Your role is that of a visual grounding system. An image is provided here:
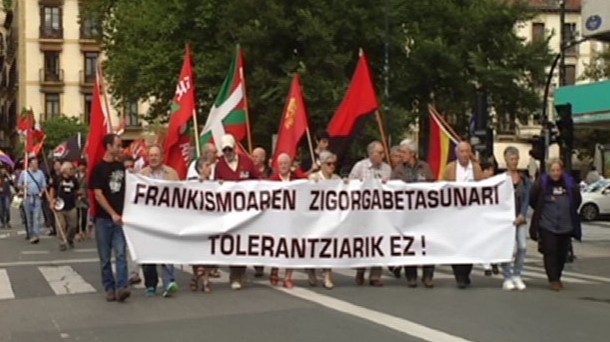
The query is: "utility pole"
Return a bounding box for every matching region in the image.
[559,0,567,88]
[383,0,390,144]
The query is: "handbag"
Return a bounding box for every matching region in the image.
[11,195,23,209]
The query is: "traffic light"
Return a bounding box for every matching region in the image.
[530,135,545,161]
[555,103,574,148]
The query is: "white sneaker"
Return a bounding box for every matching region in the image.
[230,281,242,290]
[502,279,516,291]
[512,276,526,290]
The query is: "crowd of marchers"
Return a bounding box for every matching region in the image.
[0,130,582,303]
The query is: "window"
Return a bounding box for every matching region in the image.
[40,6,63,38]
[565,64,576,85]
[84,94,93,124]
[43,51,61,82]
[83,52,98,83]
[563,23,577,55]
[126,100,139,126]
[80,16,101,39]
[532,23,545,43]
[45,93,60,119]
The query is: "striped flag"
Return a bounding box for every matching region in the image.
[427,105,461,179]
[199,46,249,155]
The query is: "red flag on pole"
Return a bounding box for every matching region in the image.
[272,74,309,169]
[86,66,113,216]
[164,45,196,179]
[327,52,379,136]
[18,109,35,135]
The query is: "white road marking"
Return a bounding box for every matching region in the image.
[0,258,99,267]
[73,248,97,253]
[275,285,473,342]
[523,265,610,283]
[21,251,50,255]
[38,266,96,295]
[0,233,10,239]
[0,269,16,300]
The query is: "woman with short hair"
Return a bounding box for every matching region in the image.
[500,147,531,291]
[529,159,582,291]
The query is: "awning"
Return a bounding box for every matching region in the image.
[555,81,610,126]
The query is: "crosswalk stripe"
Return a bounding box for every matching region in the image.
[38,266,96,295]
[0,269,15,300]
[522,265,610,283]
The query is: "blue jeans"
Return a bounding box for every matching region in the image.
[0,196,10,224]
[143,264,175,289]
[95,217,129,292]
[502,224,527,279]
[24,196,42,238]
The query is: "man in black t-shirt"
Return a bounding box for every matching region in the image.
[51,161,79,250]
[91,133,130,303]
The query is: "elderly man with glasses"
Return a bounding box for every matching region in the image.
[214,134,262,290]
[349,141,392,287]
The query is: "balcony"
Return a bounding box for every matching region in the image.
[39,25,63,40]
[80,25,102,41]
[79,70,95,92]
[39,68,64,92]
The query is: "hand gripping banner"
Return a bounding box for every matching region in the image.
[123,173,516,267]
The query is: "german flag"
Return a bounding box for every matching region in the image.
[427,105,462,179]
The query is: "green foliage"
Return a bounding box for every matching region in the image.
[2,0,12,11]
[40,116,89,152]
[84,0,551,155]
[581,49,610,82]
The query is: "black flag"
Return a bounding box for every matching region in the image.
[50,133,83,162]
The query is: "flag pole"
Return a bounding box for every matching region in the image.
[305,127,316,167]
[187,44,202,158]
[238,47,253,154]
[97,63,114,132]
[375,109,391,163]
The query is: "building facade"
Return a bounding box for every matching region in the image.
[0,4,17,151]
[11,0,144,144]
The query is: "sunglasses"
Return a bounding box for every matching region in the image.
[324,162,336,166]
[222,147,234,153]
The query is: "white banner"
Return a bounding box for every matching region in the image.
[123,173,516,267]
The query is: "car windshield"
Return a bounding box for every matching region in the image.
[584,180,610,193]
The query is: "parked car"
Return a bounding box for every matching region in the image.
[579,179,610,221]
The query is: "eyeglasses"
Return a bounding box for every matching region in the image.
[324,162,336,166]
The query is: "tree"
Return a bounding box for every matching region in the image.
[581,49,610,82]
[41,116,89,152]
[84,0,551,158]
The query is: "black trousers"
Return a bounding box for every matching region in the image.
[142,264,160,289]
[539,229,571,282]
[77,207,88,233]
[404,266,435,281]
[451,264,473,284]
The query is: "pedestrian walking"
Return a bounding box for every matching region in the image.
[441,141,483,289]
[529,159,582,291]
[139,144,180,298]
[349,141,392,287]
[50,161,80,251]
[18,157,47,244]
[91,133,130,302]
[500,147,531,291]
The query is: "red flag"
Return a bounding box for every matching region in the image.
[23,110,46,155]
[164,45,196,179]
[272,74,309,169]
[25,129,46,155]
[327,52,379,137]
[18,109,35,135]
[86,66,112,216]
